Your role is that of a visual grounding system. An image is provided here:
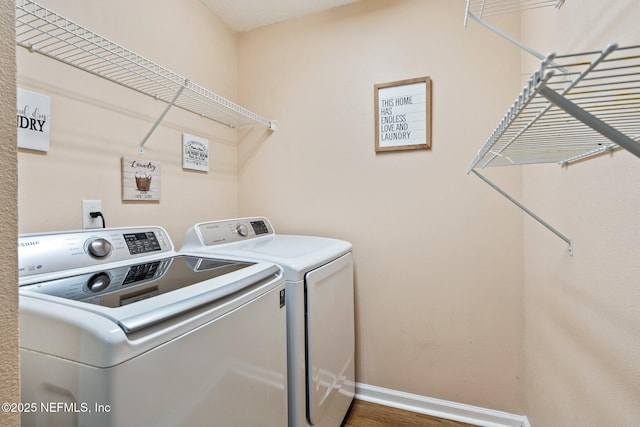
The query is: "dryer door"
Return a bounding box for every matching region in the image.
[305,252,355,426]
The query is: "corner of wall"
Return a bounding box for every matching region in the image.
[0,1,21,427]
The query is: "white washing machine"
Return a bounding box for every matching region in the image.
[182,217,355,427]
[18,226,288,427]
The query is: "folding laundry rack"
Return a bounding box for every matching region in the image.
[15,0,276,153]
[464,0,640,255]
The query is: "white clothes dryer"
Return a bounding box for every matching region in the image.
[19,226,288,427]
[182,217,355,427]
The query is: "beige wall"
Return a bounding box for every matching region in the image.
[237,0,526,413]
[0,1,19,425]
[520,1,640,426]
[17,0,242,245]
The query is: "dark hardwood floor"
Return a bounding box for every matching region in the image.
[341,400,478,427]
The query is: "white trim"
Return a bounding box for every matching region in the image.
[355,383,530,427]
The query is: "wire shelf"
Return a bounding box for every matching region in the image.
[465,0,565,24]
[464,0,566,61]
[467,43,640,172]
[15,0,275,132]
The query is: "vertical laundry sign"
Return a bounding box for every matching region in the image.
[374,76,432,152]
[17,88,51,152]
[121,157,161,201]
[182,133,209,172]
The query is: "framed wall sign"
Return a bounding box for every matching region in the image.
[121,157,161,201]
[374,76,432,152]
[17,88,51,152]
[182,132,209,172]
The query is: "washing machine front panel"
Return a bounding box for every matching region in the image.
[305,253,355,426]
[21,280,288,427]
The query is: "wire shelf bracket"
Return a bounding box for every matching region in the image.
[139,83,187,153]
[472,170,573,255]
[15,0,277,153]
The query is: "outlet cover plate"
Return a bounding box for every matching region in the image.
[82,200,102,229]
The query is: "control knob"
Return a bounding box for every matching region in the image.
[236,224,249,237]
[86,238,112,258]
[87,272,110,292]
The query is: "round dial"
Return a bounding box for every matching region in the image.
[87,272,110,292]
[86,238,112,258]
[236,224,249,237]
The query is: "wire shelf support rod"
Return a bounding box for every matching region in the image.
[472,170,573,255]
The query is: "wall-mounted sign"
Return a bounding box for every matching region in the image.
[182,133,209,172]
[121,157,161,201]
[374,76,432,152]
[17,88,51,152]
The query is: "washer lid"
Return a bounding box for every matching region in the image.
[182,218,352,280]
[22,255,252,305]
[21,255,278,333]
[20,258,283,367]
[234,235,351,277]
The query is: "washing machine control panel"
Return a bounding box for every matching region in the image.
[188,217,274,247]
[18,226,173,279]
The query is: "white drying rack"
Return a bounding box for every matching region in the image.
[15,0,276,153]
[464,1,640,255]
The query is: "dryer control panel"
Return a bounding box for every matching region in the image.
[18,226,173,280]
[185,217,274,247]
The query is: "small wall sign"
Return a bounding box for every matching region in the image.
[374,76,432,152]
[121,157,161,201]
[182,133,209,172]
[17,88,51,152]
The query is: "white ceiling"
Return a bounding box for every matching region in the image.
[199,0,359,32]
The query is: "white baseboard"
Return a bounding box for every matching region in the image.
[355,383,531,427]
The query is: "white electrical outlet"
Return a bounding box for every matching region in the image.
[82,200,103,229]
